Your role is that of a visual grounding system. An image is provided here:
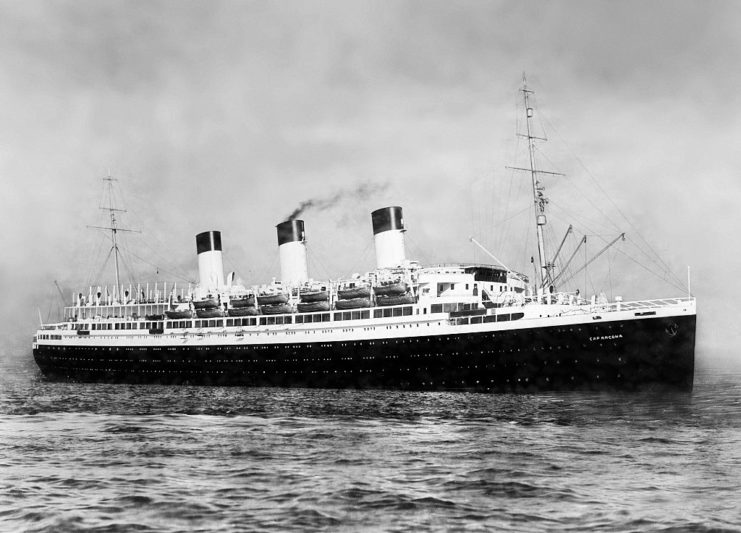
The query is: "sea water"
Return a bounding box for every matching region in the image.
[1,337,740,532]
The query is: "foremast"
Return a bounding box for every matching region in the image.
[87,174,139,302]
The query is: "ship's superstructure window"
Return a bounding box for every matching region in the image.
[372,306,413,318]
[258,316,294,326]
[333,310,371,321]
[431,302,477,314]
[464,266,507,284]
[295,313,329,324]
[453,311,524,326]
[223,318,257,327]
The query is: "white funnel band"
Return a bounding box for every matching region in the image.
[279,241,308,285]
[374,230,406,269]
[198,251,224,290]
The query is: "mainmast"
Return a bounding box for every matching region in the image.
[506,76,564,289]
[522,78,549,289]
[507,74,565,290]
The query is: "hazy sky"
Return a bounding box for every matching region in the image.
[1,1,739,366]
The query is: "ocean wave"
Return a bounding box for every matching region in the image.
[1,361,740,532]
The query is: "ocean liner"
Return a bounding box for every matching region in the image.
[32,81,696,392]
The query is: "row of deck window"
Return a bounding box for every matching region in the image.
[451,312,525,325]
[68,305,417,332]
[430,302,478,314]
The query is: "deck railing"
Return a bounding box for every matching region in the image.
[561,296,695,316]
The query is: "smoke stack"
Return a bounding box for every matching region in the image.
[276,219,308,285]
[196,231,224,292]
[371,206,406,269]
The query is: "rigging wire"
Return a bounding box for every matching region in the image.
[538,113,684,288]
[91,246,115,288]
[547,189,683,289]
[123,247,195,283]
[305,244,335,281]
[505,86,685,294]
[112,178,195,281]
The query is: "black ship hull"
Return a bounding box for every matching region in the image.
[33,314,695,392]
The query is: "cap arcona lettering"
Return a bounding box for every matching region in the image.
[588,334,624,341]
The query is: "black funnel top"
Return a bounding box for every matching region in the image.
[371,206,404,235]
[277,220,305,246]
[196,231,222,254]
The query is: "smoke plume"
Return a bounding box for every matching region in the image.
[284,182,389,221]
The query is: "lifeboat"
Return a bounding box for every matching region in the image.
[297,301,330,313]
[337,286,371,299]
[230,295,255,308]
[257,293,289,305]
[228,306,258,317]
[165,309,193,319]
[193,298,218,309]
[260,303,292,315]
[376,293,415,306]
[373,281,408,296]
[335,297,371,310]
[196,308,225,318]
[299,290,329,303]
